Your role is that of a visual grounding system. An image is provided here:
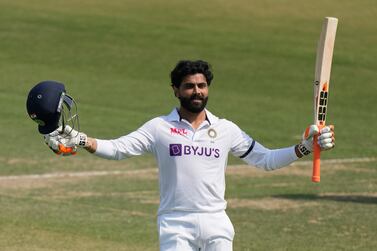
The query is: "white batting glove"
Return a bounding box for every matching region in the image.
[44,126,88,156]
[297,125,335,156]
[317,125,335,150]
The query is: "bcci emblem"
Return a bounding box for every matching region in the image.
[207,128,217,143]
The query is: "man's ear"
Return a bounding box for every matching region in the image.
[172,85,179,97]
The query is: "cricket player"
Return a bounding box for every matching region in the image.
[43,60,335,251]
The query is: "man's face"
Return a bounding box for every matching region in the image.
[174,73,209,113]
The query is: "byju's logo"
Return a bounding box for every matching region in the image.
[169,144,182,156]
[169,144,220,158]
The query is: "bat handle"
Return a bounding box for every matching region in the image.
[312,135,321,183]
[312,124,324,182]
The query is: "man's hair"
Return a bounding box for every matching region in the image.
[170,60,214,88]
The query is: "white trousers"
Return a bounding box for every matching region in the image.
[157,211,235,251]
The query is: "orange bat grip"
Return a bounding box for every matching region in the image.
[312,124,324,182]
[312,135,321,183]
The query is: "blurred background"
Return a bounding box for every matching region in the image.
[0,0,376,250]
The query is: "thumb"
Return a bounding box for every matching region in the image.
[63,125,73,134]
[63,125,78,137]
[303,125,319,140]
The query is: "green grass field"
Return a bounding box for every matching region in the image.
[0,0,376,250]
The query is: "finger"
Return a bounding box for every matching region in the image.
[57,137,76,148]
[47,131,59,137]
[319,138,333,145]
[49,126,64,136]
[304,125,319,139]
[48,138,60,150]
[57,137,67,145]
[320,125,334,134]
[318,132,333,140]
[320,142,335,150]
[63,125,73,134]
[48,145,61,155]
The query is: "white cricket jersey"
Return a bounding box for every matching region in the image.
[94,108,298,215]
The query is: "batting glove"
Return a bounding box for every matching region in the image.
[44,126,88,156]
[317,125,335,150]
[297,125,335,156]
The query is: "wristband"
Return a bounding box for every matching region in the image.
[297,143,311,156]
[78,133,88,147]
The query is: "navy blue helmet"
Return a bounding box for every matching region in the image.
[26,80,78,134]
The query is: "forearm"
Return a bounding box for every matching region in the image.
[262,146,299,171]
[77,136,118,159]
[242,142,299,171]
[89,139,122,160]
[87,134,152,160]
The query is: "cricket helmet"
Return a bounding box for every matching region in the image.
[26,80,79,134]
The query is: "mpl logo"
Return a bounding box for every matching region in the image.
[169,144,220,158]
[170,128,188,136]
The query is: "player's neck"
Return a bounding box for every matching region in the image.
[178,107,206,130]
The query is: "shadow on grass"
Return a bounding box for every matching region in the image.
[273,194,377,205]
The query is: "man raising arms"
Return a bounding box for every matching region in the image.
[44,60,335,251]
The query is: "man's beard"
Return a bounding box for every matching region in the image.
[179,94,208,113]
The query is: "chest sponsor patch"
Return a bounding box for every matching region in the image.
[170,128,188,136]
[169,144,220,158]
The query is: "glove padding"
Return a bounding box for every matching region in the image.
[44,126,88,156]
[298,125,335,156]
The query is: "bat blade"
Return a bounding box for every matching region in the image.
[312,17,338,183]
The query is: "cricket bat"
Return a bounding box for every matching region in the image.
[312,17,338,183]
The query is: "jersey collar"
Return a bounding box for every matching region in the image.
[167,108,219,125]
